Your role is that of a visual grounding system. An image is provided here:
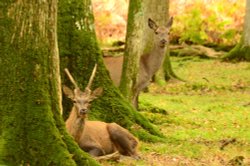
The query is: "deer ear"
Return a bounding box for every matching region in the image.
[166,16,173,28]
[62,85,74,100]
[148,18,158,31]
[90,87,103,100]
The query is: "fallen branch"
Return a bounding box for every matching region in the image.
[170,44,225,58]
[95,151,121,161]
[102,46,125,57]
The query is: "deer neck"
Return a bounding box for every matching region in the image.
[150,43,166,59]
[66,107,85,141]
[140,43,167,76]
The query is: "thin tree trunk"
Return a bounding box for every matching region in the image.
[119,0,144,101]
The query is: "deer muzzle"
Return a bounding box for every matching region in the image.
[79,108,88,115]
[160,39,167,45]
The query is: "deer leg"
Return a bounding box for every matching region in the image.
[133,80,150,109]
[83,146,105,157]
[132,92,139,109]
[89,148,105,156]
[107,123,139,159]
[132,84,142,109]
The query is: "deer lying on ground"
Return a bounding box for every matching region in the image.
[132,17,173,108]
[63,65,139,159]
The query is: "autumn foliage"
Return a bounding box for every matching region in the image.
[92,0,245,46]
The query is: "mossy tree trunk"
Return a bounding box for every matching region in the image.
[223,0,250,61]
[0,0,98,165]
[119,0,144,102]
[58,0,164,142]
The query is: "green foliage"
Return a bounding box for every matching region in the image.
[171,0,244,46]
[93,0,245,47]
[179,9,208,44]
[93,0,245,45]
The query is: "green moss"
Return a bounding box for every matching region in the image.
[223,41,250,61]
[126,0,142,39]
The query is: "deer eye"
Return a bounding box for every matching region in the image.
[73,100,77,104]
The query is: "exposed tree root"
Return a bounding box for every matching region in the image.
[170,44,225,59]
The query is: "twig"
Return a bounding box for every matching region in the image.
[95,151,120,161]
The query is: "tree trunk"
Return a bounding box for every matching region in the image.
[119,0,144,102]
[0,1,98,165]
[58,0,164,142]
[223,0,250,61]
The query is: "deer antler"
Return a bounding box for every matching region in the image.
[85,64,97,93]
[64,68,79,89]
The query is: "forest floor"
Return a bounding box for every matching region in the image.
[101,56,250,166]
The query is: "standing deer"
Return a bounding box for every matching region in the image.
[132,17,173,108]
[63,65,139,158]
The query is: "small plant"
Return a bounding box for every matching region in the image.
[179,9,208,44]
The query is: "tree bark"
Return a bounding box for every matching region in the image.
[119,0,144,102]
[58,0,164,143]
[0,0,98,165]
[223,0,250,61]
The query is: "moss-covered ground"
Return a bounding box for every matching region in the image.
[101,56,250,165]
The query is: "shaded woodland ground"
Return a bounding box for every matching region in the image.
[101,55,250,166]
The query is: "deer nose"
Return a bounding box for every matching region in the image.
[160,39,167,45]
[79,109,88,115]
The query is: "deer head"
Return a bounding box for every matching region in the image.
[148,17,173,48]
[63,64,103,118]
